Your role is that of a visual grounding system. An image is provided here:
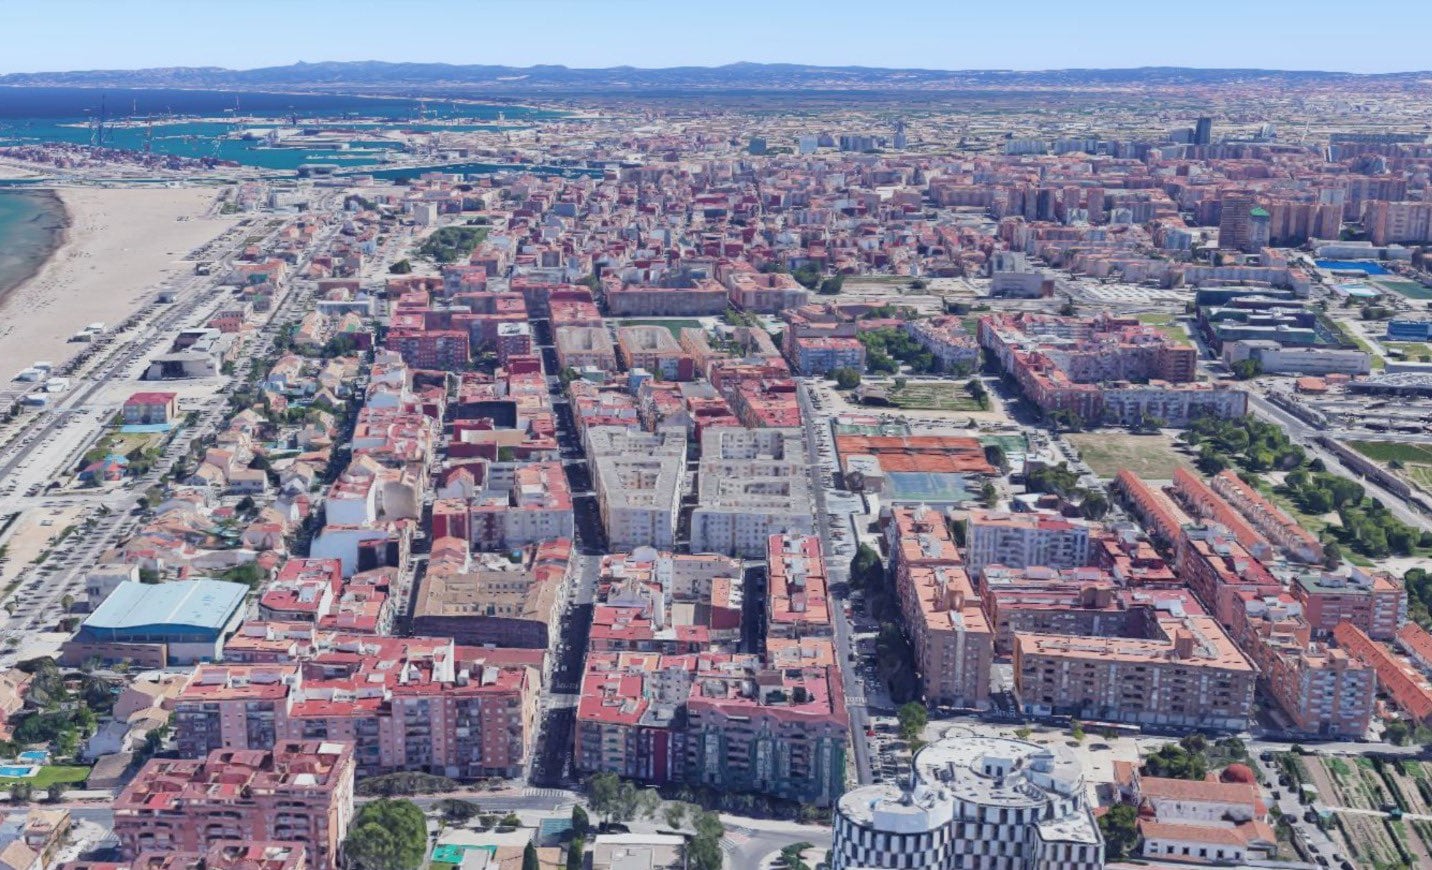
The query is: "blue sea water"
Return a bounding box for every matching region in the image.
[0,188,66,305]
[0,86,564,171]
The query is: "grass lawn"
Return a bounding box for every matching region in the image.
[1385,342,1432,360]
[1379,279,1432,300]
[1408,465,1432,493]
[1263,486,1331,537]
[887,382,984,412]
[1065,432,1193,480]
[617,319,703,338]
[0,765,90,789]
[1135,312,1176,326]
[1347,441,1432,465]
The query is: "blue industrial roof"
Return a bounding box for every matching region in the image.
[82,580,247,634]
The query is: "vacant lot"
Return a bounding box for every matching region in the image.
[1066,432,1193,479]
[888,381,984,412]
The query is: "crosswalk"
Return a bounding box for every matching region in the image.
[521,787,574,801]
[719,830,750,853]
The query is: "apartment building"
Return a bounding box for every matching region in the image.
[724,270,809,313]
[1365,200,1432,246]
[964,508,1094,580]
[883,505,992,708]
[1170,468,1276,563]
[766,534,832,641]
[1178,523,1281,628]
[691,427,814,557]
[1238,601,1375,738]
[1336,622,1432,724]
[615,326,697,380]
[113,742,355,870]
[588,426,687,551]
[555,325,619,372]
[903,317,980,373]
[466,461,574,550]
[173,636,541,779]
[1291,568,1405,641]
[604,276,728,317]
[411,537,568,649]
[574,649,848,806]
[1209,469,1324,564]
[589,551,744,654]
[1015,612,1257,731]
[684,654,848,806]
[385,328,470,370]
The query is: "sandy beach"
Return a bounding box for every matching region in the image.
[0,185,240,369]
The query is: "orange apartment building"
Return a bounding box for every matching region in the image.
[172,633,541,779]
[884,505,993,708]
[1015,612,1257,731]
[113,742,355,870]
[1336,622,1432,724]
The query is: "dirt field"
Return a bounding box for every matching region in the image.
[1066,431,1194,480]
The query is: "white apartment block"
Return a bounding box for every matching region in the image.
[691,428,815,557]
[588,426,687,552]
[965,509,1094,579]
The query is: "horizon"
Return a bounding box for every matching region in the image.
[6,58,1432,77]
[3,0,1430,76]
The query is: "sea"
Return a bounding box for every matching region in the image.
[0,86,580,302]
[0,85,570,173]
[0,188,65,308]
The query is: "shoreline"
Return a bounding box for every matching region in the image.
[0,187,68,311]
[0,184,242,371]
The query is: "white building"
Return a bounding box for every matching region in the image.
[965,509,1094,580]
[691,427,814,557]
[832,734,1103,870]
[588,426,687,552]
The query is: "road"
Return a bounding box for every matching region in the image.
[529,314,601,789]
[1245,391,1431,532]
[796,379,873,787]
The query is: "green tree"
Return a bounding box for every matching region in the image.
[566,837,584,870]
[689,835,722,870]
[849,543,883,590]
[436,798,480,825]
[585,772,621,826]
[831,367,862,389]
[897,701,928,743]
[1099,803,1139,860]
[1230,358,1262,380]
[818,275,844,295]
[343,799,427,870]
[571,804,591,838]
[523,841,540,870]
[388,259,413,274]
[662,801,687,831]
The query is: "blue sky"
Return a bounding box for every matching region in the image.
[1,0,1426,75]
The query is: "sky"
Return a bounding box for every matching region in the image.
[0,0,1427,75]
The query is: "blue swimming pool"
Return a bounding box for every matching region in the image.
[1316,259,1389,275]
[16,750,48,763]
[0,765,36,778]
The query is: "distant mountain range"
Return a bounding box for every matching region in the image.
[1,61,1428,94]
